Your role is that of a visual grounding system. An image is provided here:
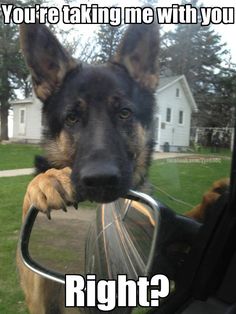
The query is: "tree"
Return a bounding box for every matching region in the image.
[0,14,22,140]
[207,66,236,127]
[95,24,125,64]
[160,0,236,127]
[0,0,46,140]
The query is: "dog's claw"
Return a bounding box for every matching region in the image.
[62,205,67,212]
[46,210,51,220]
[73,202,78,210]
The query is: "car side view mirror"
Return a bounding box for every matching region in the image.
[19,190,161,284]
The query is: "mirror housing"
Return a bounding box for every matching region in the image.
[19,190,161,284]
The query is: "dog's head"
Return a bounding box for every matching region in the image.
[20,22,159,203]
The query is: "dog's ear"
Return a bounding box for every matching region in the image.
[20,23,77,101]
[113,23,159,92]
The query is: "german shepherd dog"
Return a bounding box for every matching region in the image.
[18,21,160,313]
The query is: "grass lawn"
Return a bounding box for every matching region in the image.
[149,156,231,214]
[0,175,32,314]
[0,144,42,170]
[194,146,232,157]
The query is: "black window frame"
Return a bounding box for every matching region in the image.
[166,107,172,123]
[176,88,180,98]
[179,110,184,125]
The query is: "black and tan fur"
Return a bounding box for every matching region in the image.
[185,178,230,222]
[18,21,160,313]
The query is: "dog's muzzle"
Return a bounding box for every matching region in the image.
[72,160,131,203]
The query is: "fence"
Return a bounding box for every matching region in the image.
[190,127,235,151]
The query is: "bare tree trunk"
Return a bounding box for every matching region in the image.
[0,103,9,141]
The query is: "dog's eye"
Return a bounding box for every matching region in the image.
[65,113,79,126]
[119,108,132,120]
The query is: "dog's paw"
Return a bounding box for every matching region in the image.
[23,167,76,219]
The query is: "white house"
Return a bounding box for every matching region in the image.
[154,75,198,151]
[11,75,197,151]
[11,96,42,143]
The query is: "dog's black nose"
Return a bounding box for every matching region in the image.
[80,163,121,187]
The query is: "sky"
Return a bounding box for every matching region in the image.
[48,0,236,63]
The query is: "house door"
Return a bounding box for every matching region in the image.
[154,115,161,151]
[19,108,26,135]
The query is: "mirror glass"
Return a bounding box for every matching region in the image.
[28,206,95,276]
[21,192,160,282]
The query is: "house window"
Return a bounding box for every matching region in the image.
[20,109,25,124]
[176,88,180,98]
[41,112,46,127]
[19,107,26,135]
[179,110,184,125]
[166,108,172,123]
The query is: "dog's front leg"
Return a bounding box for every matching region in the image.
[17,251,65,314]
[18,167,77,314]
[22,167,76,220]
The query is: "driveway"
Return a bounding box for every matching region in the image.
[0,168,34,177]
[152,152,194,160]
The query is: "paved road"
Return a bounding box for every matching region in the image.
[0,168,34,177]
[152,152,193,160]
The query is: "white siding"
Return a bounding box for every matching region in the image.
[12,98,43,143]
[156,81,192,149]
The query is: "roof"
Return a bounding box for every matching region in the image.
[158,75,181,90]
[157,75,198,112]
[10,97,33,105]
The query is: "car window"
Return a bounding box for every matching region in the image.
[150,129,233,216]
[132,129,234,314]
[132,19,236,311]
